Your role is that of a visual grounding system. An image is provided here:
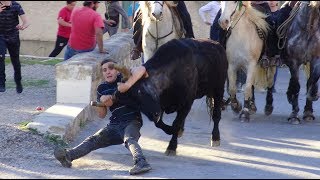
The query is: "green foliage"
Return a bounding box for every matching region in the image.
[6,79,49,89]
[44,134,68,147]
[5,57,62,66]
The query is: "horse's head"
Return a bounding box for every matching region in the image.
[219,1,248,30]
[143,1,165,21]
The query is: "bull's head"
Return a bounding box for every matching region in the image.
[113,64,162,123]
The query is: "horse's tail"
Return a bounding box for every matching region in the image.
[254,66,277,89]
[302,62,311,80]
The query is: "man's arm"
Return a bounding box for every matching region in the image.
[198,3,212,25]
[17,14,30,30]
[118,66,148,93]
[95,95,114,118]
[58,17,72,27]
[95,27,107,53]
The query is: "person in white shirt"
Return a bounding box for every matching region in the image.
[198,1,221,40]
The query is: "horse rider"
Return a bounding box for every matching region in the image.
[130,1,195,60]
[251,1,298,67]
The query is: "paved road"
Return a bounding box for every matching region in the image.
[1,67,320,178]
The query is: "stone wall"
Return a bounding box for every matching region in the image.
[17,1,211,57]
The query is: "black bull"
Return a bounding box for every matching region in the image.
[114,38,228,155]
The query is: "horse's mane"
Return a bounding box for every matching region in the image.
[139,1,150,25]
[242,1,270,35]
[307,1,320,33]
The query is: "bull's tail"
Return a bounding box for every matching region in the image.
[206,97,214,121]
[254,66,276,89]
[302,62,310,80]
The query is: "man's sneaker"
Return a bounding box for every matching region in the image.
[16,81,23,93]
[54,147,72,168]
[0,85,5,92]
[129,159,152,175]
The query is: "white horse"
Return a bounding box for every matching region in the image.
[219,1,276,121]
[140,1,185,61]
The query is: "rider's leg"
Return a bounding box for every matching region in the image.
[131,9,143,60]
[176,1,195,38]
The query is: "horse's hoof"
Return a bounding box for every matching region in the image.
[288,117,301,125]
[211,140,220,147]
[264,104,274,116]
[231,101,242,114]
[165,149,176,156]
[178,129,184,138]
[239,108,250,122]
[303,111,315,122]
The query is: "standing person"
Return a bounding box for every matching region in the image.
[48,1,76,57]
[104,1,130,36]
[0,1,30,93]
[198,1,221,41]
[64,1,110,60]
[54,59,152,175]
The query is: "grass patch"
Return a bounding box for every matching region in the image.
[18,121,39,134]
[44,134,68,147]
[6,79,49,89]
[5,57,62,66]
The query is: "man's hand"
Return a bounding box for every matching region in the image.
[117,82,131,93]
[0,4,5,13]
[16,24,28,30]
[100,95,113,107]
[99,48,109,54]
[104,19,116,26]
[121,28,129,33]
[205,21,212,26]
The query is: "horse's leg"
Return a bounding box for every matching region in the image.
[265,67,276,116]
[165,102,193,156]
[228,65,242,113]
[286,63,301,124]
[239,62,256,121]
[304,58,320,121]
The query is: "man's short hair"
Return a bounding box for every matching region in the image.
[101,59,117,66]
[66,1,76,4]
[83,1,100,6]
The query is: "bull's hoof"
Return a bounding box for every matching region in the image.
[165,149,176,156]
[303,111,315,122]
[177,129,184,138]
[211,139,220,147]
[239,108,250,122]
[288,115,300,125]
[264,104,274,116]
[231,101,242,114]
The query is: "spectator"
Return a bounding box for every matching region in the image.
[127,1,139,28]
[48,1,76,57]
[0,1,30,93]
[104,1,130,36]
[198,1,221,41]
[64,1,111,60]
[54,59,152,175]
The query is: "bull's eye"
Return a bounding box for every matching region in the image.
[138,90,141,94]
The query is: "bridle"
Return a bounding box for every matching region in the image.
[147,1,174,49]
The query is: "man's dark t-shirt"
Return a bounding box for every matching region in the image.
[0,1,25,35]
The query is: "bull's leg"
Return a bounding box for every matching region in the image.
[154,112,175,135]
[165,103,193,156]
[211,93,223,147]
[286,63,301,124]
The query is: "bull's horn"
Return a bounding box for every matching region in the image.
[112,64,131,82]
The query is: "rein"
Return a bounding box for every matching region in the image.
[226,2,247,39]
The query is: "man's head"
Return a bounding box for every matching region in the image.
[66,1,76,10]
[83,1,100,11]
[101,59,119,83]
[268,1,279,9]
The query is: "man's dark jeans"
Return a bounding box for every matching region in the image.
[49,35,69,57]
[67,119,146,163]
[0,33,21,86]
